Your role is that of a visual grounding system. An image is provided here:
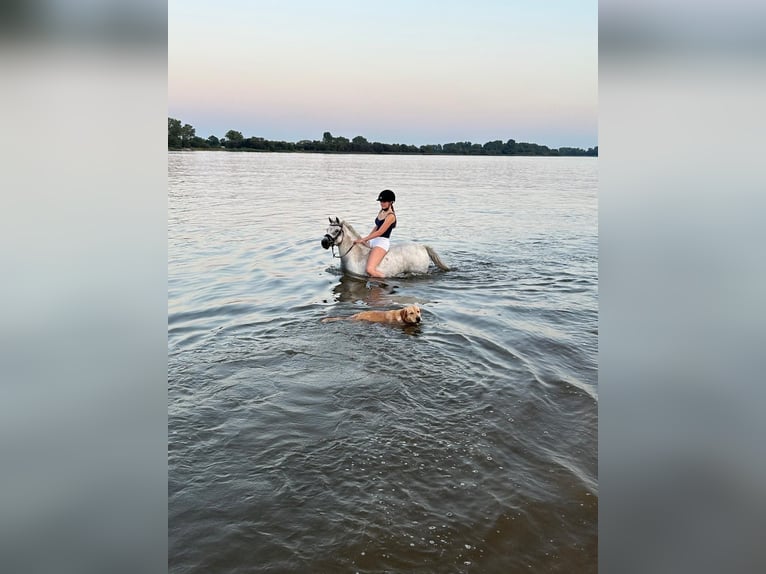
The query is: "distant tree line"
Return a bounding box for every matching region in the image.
[168,118,597,157]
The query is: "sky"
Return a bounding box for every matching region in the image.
[169,0,598,149]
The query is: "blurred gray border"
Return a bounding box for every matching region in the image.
[600,1,766,573]
[0,3,168,573]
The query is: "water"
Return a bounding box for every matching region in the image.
[168,152,598,573]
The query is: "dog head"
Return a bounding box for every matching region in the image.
[400,305,422,324]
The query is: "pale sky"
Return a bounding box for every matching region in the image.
[169,0,597,149]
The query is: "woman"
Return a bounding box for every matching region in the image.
[353,189,397,278]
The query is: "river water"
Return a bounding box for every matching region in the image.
[168,151,598,573]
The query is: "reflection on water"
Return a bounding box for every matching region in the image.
[169,152,598,573]
[332,274,394,304]
[330,274,422,306]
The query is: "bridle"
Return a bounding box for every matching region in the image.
[324,224,356,259]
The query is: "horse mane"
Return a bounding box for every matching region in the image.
[341,219,361,238]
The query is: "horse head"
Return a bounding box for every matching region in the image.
[321,217,344,249]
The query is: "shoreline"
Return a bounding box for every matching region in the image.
[167,147,598,157]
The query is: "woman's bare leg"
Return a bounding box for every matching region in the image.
[365,247,387,277]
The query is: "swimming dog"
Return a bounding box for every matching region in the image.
[322,304,421,325]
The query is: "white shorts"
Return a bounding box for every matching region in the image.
[368,237,390,252]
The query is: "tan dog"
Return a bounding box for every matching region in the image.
[322,304,421,325]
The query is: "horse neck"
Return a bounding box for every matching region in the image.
[338,222,363,257]
[342,221,360,242]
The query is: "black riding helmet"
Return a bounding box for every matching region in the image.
[377,189,395,202]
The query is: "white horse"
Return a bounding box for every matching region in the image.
[321,217,450,278]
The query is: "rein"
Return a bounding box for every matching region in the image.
[330,226,358,259]
[331,242,356,259]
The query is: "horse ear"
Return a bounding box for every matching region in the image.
[328,217,333,223]
[334,217,340,224]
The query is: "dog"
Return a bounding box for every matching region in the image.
[322,304,421,325]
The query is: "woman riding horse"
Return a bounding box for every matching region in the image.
[321,216,450,278]
[353,189,397,278]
